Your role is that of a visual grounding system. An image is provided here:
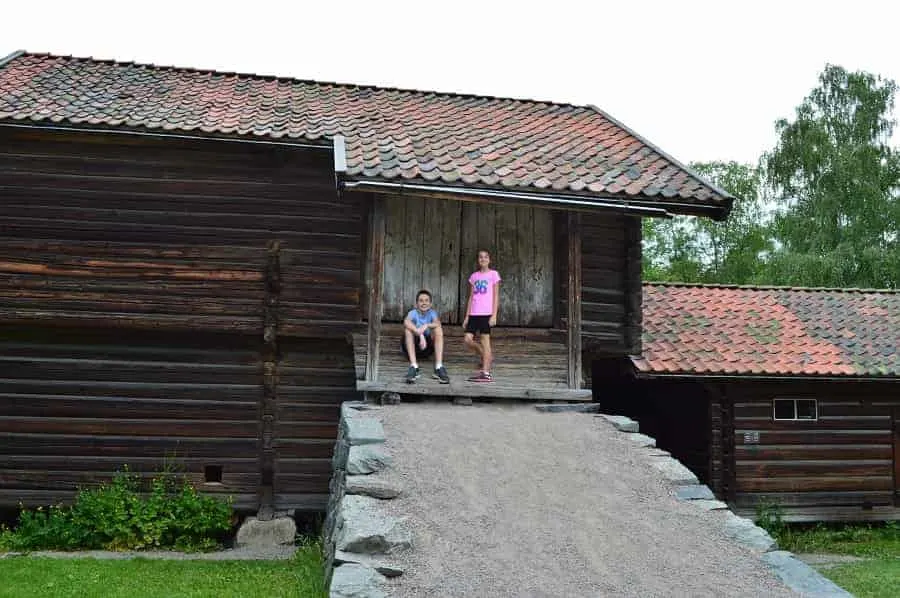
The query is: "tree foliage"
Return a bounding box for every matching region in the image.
[643,161,769,284]
[644,64,900,289]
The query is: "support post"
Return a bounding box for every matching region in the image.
[567,212,583,389]
[259,239,281,519]
[366,195,385,382]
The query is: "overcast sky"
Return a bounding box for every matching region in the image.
[4,0,899,166]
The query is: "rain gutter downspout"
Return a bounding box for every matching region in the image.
[342,179,676,218]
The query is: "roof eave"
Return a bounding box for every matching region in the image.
[0,50,25,70]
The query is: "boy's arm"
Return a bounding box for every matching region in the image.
[403,314,417,333]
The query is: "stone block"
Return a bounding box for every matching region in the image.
[335,550,405,577]
[723,513,777,553]
[235,516,296,548]
[336,495,412,555]
[624,433,656,448]
[689,499,730,511]
[596,414,639,432]
[453,397,473,406]
[329,563,387,598]
[675,484,715,501]
[762,551,853,597]
[346,475,402,499]
[345,417,386,446]
[347,445,392,475]
[534,403,601,413]
[650,457,699,485]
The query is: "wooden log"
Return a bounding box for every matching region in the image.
[366,195,385,382]
[567,213,582,389]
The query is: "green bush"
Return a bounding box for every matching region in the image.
[0,468,232,552]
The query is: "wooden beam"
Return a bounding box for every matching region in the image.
[365,195,385,382]
[567,212,583,389]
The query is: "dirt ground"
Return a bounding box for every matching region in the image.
[377,401,798,598]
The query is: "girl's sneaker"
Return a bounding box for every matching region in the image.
[468,371,493,383]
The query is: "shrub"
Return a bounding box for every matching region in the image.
[0,467,232,552]
[754,499,787,538]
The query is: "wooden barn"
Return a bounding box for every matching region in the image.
[0,51,731,515]
[598,283,900,522]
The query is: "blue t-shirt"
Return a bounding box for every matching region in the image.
[406,308,439,336]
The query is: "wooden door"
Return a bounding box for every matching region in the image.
[382,196,462,322]
[382,197,555,326]
[458,203,554,326]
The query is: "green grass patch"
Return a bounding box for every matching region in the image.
[771,522,900,559]
[0,542,327,598]
[822,559,900,598]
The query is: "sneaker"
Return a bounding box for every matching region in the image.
[405,366,420,384]
[468,371,494,383]
[433,366,450,384]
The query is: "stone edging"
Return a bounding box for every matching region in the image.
[535,404,852,598]
[324,401,409,598]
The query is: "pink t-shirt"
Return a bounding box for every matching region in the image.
[468,269,501,316]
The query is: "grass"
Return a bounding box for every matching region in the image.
[773,522,900,558]
[766,522,900,598]
[0,542,327,598]
[825,560,900,598]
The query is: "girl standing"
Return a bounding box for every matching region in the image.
[462,249,501,382]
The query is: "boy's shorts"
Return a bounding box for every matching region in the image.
[401,334,435,359]
[465,315,492,335]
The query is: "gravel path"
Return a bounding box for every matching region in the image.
[377,402,798,598]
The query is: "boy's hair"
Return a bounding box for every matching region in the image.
[415,289,432,301]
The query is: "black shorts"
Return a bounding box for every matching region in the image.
[401,334,435,359]
[465,315,492,335]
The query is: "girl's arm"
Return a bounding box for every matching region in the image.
[490,282,500,326]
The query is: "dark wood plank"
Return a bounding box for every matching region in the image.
[366,196,385,382]
[567,213,582,389]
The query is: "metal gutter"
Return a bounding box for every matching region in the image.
[0,50,25,70]
[343,179,675,218]
[0,121,330,150]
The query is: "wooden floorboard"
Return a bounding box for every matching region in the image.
[353,324,591,401]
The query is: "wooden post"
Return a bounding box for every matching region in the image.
[567,212,582,389]
[624,216,643,355]
[366,195,385,382]
[259,239,281,519]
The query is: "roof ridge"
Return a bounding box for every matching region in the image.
[643,281,900,294]
[15,51,592,112]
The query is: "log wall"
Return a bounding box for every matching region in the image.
[0,127,363,510]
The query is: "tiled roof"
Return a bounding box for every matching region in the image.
[0,52,731,214]
[635,283,900,377]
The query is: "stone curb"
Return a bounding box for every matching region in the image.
[326,401,407,597]
[593,411,848,597]
[533,403,601,413]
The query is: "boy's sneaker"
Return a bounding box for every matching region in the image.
[468,371,493,383]
[433,366,450,384]
[405,366,420,384]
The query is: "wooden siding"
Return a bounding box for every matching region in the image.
[0,128,363,511]
[0,326,261,508]
[0,128,363,336]
[581,213,636,355]
[728,381,900,513]
[381,196,554,326]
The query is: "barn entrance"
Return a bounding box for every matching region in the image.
[381,197,554,326]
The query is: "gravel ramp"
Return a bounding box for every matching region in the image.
[377,401,798,598]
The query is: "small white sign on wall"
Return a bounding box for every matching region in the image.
[743,431,760,444]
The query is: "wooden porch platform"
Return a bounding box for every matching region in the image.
[352,324,592,401]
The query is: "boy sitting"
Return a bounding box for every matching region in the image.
[402,289,450,384]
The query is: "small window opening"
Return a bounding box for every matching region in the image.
[204,465,223,484]
[773,398,817,421]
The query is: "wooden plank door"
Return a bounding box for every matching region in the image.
[458,203,554,326]
[382,196,462,323]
